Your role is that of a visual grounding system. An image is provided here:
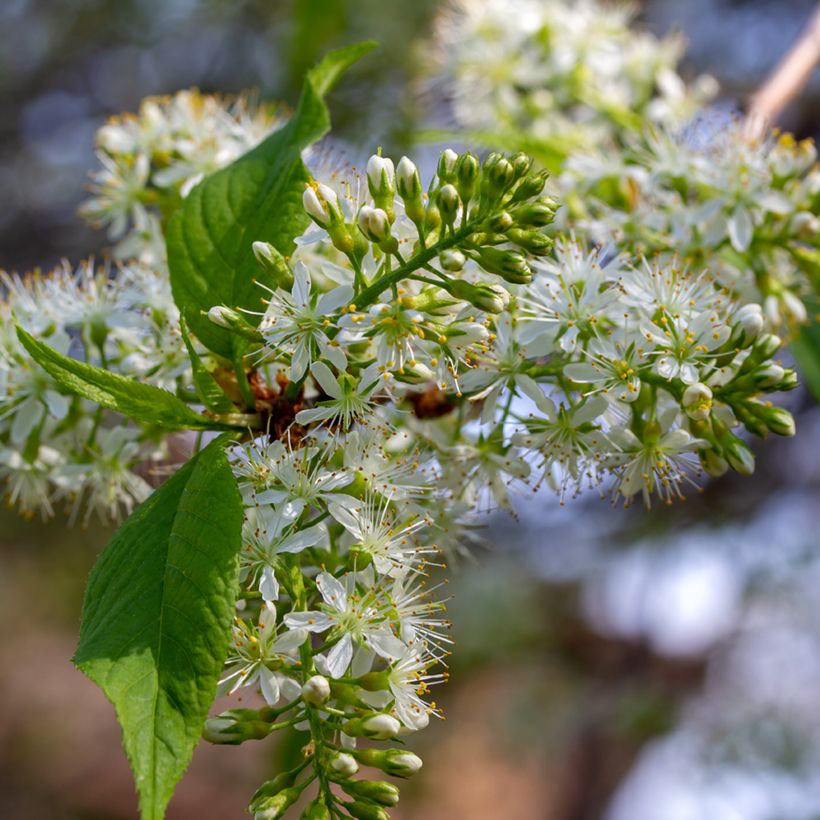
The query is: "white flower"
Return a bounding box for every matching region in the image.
[295,361,384,429]
[259,262,352,380]
[284,571,406,678]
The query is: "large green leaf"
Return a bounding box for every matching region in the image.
[74,437,244,820]
[166,42,376,358]
[17,328,231,431]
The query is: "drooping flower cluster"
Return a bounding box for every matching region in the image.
[199,147,796,817]
[80,89,287,265]
[429,0,716,162]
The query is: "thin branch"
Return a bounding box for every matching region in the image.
[746,3,820,135]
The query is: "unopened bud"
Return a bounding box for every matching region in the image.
[303,183,343,228]
[448,279,510,313]
[682,382,713,421]
[488,158,515,194]
[733,303,764,343]
[510,169,549,202]
[252,786,302,820]
[511,197,558,227]
[754,363,785,389]
[699,448,729,477]
[767,405,796,436]
[357,206,393,244]
[329,752,359,777]
[342,713,401,740]
[722,434,755,475]
[396,156,421,199]
[509,151,533,178]
[437,148,459,183]
[487,211,513,232]
[781,290,808,325]
[779,368,799,391]
[340,779,400,807]
[354,748,423,778]
[475,247,532,284]
[506,227,553,255]
[439,249,466,271]
[344,801,390,820]
[456,151,480,203]
[207,306,264,342]
[301,798,331,820]
[754,333,782,359]
[436,184,461,227]
[366,154,395,200]
[302,675,331,706]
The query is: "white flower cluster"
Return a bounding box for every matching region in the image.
[0,89,289,523]
[561,125,820,332]
[201,147,795,817]
[80,89,287,265]
[430,0,716,157]
[0,260,186,522]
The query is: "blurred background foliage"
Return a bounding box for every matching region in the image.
[2,1,820,818]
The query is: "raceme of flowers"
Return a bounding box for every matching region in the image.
[194,146,796,816]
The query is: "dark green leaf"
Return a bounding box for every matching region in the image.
[167,42,376,358]
[17,327,232,430]
[74,437,244,820]
[792,321,820,402]
[179,320,235,414]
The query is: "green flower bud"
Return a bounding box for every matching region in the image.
[753,333,782,359]
[510,169,549,202]
[779,368,799,390]
[340,779,400,807]
[342,713,401,740]
[396,156,425,225]
[301,674,331,706]
[436,184,461,227]
[455,151,480,203]
[437,148,459,183]
[447,279,510,313]
[509,151,532,178]
[252,786,302,820]
[506,228,553,255]
[474,247,532,284]
[301,798,331,820]
[206,306,265,343]
[722,434,755,475]
[510,197,559,227]
[344,801,391,820]
[754,363,785,388]
[732,303,764,344]
[439,249,466,271]
[424,203,442,233]
[766,406,796,436]
[699,448,729,477]
[487,158,515,194]
[252,241,293,288]
[329,752,360,778]
[354,748,424,778]
[487,211,513,232]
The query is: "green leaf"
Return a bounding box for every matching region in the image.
[179,320,235,414]
[792,321,820,402]
[167,41,376,358]
[17,327,232,430]
[74,437,244,820]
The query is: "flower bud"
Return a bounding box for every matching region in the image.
[329,752,359,777]
[510,197,559,227]
[682,382,713,421]
[754,363,785,389]
[699,448,729,477]
[781,290,808,325]
[424,203,442,233]
[342,713,401,740]
[437,148,459,183]
[487,211,513,232]
[456,151,480,203]
[303,183,343,228]
[487,158,515,195]
[510,169,549,202]
[354,748,423,778]
[509,151,532,179]
[447,279,510,313]
[436,184,461,227]
[733,303,764,343]
[301,798,331,820]
[766,406,796,436]
[207,306,265,342]
[439,249,466,271]
[344,801,390,820]
[357,206,393,244]
[754,333,782,359]
[252,786,302,820]
[253,241,293,288]
[366,154,395,200]
[506,228,553,255]
[341,779,400,807]
[779,368,799,391]
[722,434,755,475]
[474,247,532,284]
[302,674,331,706]
[396,156,421,199]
